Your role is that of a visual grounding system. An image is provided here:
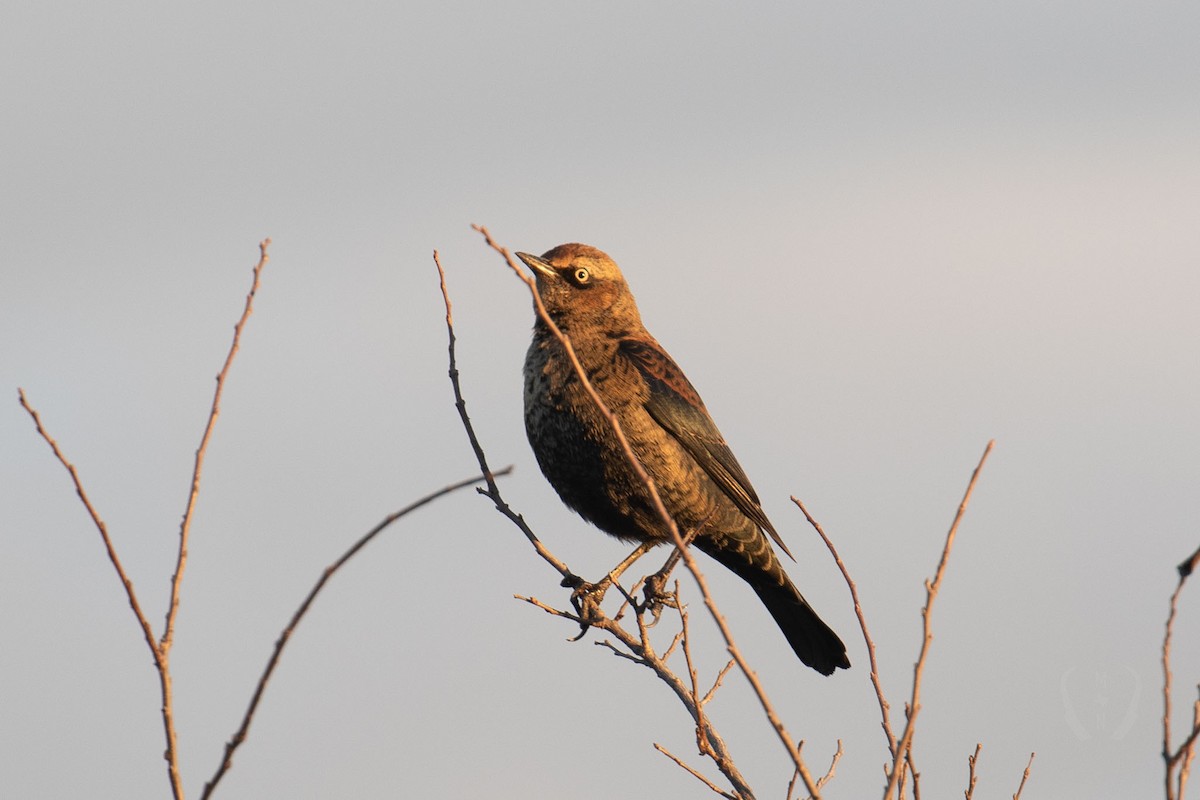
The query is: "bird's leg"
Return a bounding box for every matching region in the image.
[560,541,658,640]
[640,524,704,622]
[559,572,605,641]
[606,540,659,586]
[643,548,683,607]
[561,541,657,604]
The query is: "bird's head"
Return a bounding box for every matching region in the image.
[515,243,642,331]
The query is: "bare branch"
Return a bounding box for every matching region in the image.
[794,496,895,759]
[165,238,271,653]
[23,241,276,799]
[797,740,844,800]
[444,237,758,795]
[1164,544,1200,800]
[663,629,686,663]
[1012,752,1035,800]
[471,224,824,799]
[679,603,711,755]
[1182,696,1200,798]
[516,594,585,626]
[963,743,981,800]
[885,440,995,800]
[702,660,736,708]
[432,248,571,580]
[592,594,756,797]
[654,743,737,799]
[18,390,162,655]
[907,746,921,800]
[18,388,183,800]
[200,468,507,799]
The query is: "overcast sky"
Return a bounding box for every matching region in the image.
[3,2,1198,798]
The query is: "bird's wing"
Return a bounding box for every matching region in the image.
[618,337,794,559]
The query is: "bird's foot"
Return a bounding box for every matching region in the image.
[636,568,679,625]
[560,573,612,641]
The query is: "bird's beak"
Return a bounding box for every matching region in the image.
[516,251,557,280]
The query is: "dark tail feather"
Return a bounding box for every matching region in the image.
[695,531,850,675]
[754,578,850,676]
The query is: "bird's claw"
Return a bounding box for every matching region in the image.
[561,573,612,639]
[635,570,679,624]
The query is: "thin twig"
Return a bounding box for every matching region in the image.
[18,391,157,642]
[22,242,273,800]
[654,743,737,800]
[702,660,736,707]
[472,224,823,799]
[964,743,981,800]
[1182,696,1200,798]
[19,388,184,800]
[680,603,711,756]
[1176,695,1200,767]
[1164,545,1200,800]
[663,629,686,662]
[525,585,756,796]
[907,746,921,800]
[433,249,570,579]
[679,536,824,796]
[787,768,800,800]
[1165,571,1183,798]
[885,440,995,800]
[799,740,844,800]
[596,638,653,665]
[1012,752,1035,800]
[200,468,507,799]
[165,238,271,653]
[517,594,585,625]
[794,496,895,759]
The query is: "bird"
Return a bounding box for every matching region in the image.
[517,243,850,676]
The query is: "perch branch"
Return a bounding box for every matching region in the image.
[472,224,825,799]
[441,235,761,798]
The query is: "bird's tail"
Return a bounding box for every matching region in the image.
[697,537,850,676]
[752,576,850,676]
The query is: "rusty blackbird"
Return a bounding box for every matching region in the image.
[518,243,850,675]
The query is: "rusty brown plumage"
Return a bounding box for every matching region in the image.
[519,243,849,676]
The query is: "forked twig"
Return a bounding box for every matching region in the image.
[795,740,844,800]
[19,388,183,798]
[18,241,272,800]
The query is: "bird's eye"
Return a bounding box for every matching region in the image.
[573,267,591,284]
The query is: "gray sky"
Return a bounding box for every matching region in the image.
[3,2,1198,798]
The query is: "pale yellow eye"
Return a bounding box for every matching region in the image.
[573,267,590,284]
